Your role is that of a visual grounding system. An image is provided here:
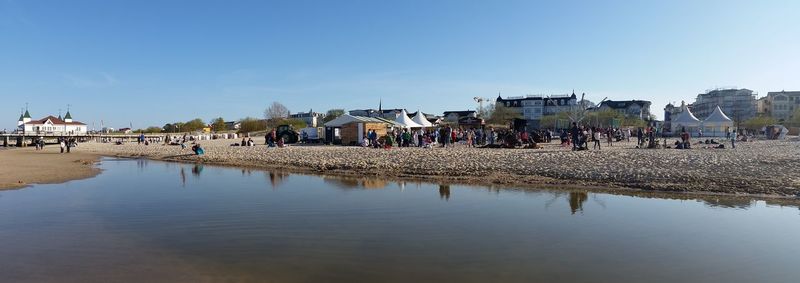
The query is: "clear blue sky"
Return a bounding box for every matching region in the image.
[2,0,798,130]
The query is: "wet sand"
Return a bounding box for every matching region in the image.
[0,147,101,189]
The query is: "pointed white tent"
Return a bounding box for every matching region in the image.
[395,109,423,128]
[671,105,701,134]
[411,110,433,128]
[702,106,734,137]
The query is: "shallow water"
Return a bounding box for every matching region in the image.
[0,158,798,283]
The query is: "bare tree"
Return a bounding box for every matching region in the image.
[264,102,290,121]
[567,93,605,124]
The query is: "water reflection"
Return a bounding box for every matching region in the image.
[569,192,588,214]
[267,171,289,188]
[191,164,203,176]
[2,158,799,283]
[180,167,186,187]
[439,185,451,201]
[323,176,389,190]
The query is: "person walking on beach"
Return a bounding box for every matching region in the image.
[731,129,737,149]
[606,128,613,147]
[59,138,66,153]
[592,127,601,150]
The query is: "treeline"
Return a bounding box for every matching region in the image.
[131,101,349,134]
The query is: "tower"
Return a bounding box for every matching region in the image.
[22,107,31,124]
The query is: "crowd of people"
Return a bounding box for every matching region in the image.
[358,126,557,149]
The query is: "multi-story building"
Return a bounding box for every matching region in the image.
[596,100,652,120]
[348,109,406,120]
[690,88,757,122]
[757,97,770,116]
[442,111,477,123]
[765,90,800,121]
[289,109,326,127]
[495,92,579,128]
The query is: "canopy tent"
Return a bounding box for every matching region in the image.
[702,106,735,137]
[411,110,433,128]
[671,105,701,134]
[395,109,423,128]
[324,114,388,128]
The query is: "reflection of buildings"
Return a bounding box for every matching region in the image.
[323,176,389,190]
[702,198,754,209]
[439,185,451,201]
[569,192,588,214]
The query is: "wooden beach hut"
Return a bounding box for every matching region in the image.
[324,114,392,146]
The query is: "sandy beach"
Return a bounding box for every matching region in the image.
[0,147,101,189]
[65,136,800,197]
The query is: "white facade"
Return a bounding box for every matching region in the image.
[766,90,800,121]
[21,114,87,135]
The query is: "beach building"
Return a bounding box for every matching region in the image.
[289,109,326,127]
[324,114,393,145]
[442,111,477,123]
[764,90,800,122]
[596,100,652,120]
[18,110,87,135]
[757,97,770,117]
[495,92,579,128]
[224,121,241,131]
[349,108,408,120]
[690,88,757,122]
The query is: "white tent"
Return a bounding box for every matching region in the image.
[411,111,433,128]
[702,106,734,137]
[395,109,423,128]
[671,105,701,134]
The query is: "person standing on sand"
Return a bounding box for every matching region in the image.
[59,138,66,154]
[571,123,580,151]
[592,127,601,150]
[731,129,737,149]
[636,128,644,147]
[606,128,613,147]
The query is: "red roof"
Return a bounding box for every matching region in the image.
[25,115,86,126]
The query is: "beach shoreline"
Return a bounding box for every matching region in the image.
[73,137,799,198]
[0,147,102,190]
